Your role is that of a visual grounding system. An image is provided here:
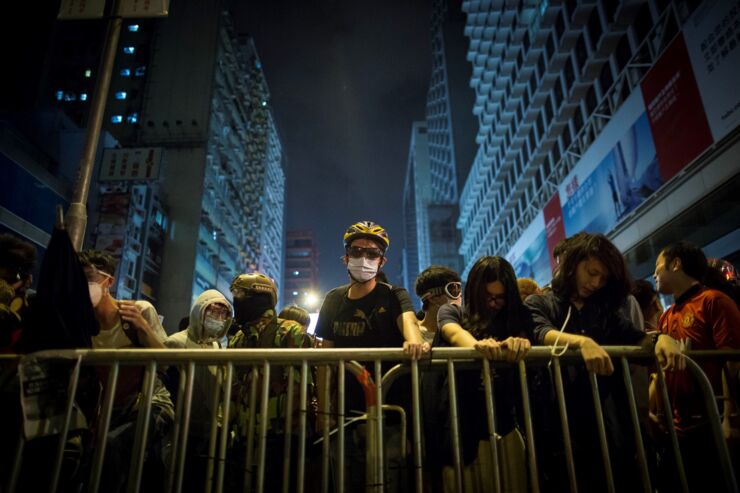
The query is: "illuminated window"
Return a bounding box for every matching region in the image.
[80,93,88,101]
[135,66,146,77]
[56,90,64,101]
[115,91,127,100]
[120,68,131,77]
[128,24,140,32]
[63,92,76,102]
[84,69,92,78]
[123,46,135,55]
[127,113,138,124]
[111,115,123,124]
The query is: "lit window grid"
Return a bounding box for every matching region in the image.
[458,0,664,275]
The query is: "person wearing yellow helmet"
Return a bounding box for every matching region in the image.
[315,220,428,491]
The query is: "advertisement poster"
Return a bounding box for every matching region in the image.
[640,33,713,181]
[506,211,551,288]
[683,0,740,142]
[561,112,660,237]
[543,194,566,273]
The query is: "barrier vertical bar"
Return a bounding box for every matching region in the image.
[337,360,345,493]
[127,360,157,493]
[587,372,615,493]
[551,358,577,493]
[88,362,120,493]
[256,361,270,493]
[655,366,689,493]
[481,359,501,493]
[205,366,223,493]
[518,360,540,493]
[684,358,738,491]
[244,367,259,493]
[619,358,651,493]
[447,359,463,493]
[374,359,384,492]
[165,363,187,493]
[215,363,234,493]
[281,366,295,493]
[410,359,423,493]
[173,362,196,493]
[50,356,82,493]
[320,365,331,493]
[296,361,309,493]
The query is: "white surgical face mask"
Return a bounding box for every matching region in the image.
[88,282,103,307]
[347,256,379,282]
[203,316,227,339]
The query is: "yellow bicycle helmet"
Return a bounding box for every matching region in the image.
[343,220,390,251]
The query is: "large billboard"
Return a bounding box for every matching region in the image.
[504,0,740,273]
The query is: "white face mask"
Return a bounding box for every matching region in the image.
[347,256,380,282]
[88,282,103,307]
[203,316,228,339]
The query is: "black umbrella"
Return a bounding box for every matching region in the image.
[19,225,99,352]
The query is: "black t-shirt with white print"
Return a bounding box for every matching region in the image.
[315,282,414,348]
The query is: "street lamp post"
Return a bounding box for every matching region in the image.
[66,0,123,250]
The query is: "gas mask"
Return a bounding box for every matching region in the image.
[233,294,273,324]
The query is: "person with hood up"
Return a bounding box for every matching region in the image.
[164,289,233,492]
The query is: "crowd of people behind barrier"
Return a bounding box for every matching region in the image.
[0,219,739,492]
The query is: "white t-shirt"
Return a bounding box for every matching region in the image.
[92,300,167,348]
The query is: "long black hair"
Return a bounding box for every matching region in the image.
[551,233,631,310]
[462,256,527,339]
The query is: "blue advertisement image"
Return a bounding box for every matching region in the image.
[512,229,551,288]
[563,113,662,237]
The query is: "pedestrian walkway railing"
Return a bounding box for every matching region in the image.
[0,347,738,493]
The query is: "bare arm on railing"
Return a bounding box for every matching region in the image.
[398,311,430,360]
[438,303,530,362]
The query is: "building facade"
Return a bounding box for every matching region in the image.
[138,2,285,326]
[283,230,320,309]
[457,0,740,285]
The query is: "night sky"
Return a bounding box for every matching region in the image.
[232,1,434,293]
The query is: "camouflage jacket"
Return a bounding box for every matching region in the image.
[229,309,312,437]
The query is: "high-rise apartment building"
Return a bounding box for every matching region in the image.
[458,0,740,285]
[403,0,478,296]
[283,230,319,308]
[137,2,285,325]
[402,122,430,295]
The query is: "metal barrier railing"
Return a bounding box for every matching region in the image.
[1,347,738,493]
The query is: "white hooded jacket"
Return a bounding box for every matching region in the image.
[164,289,233,436]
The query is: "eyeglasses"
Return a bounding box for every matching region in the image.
[487,293,507,304]
[421,281,462,301]
[347,246,384,260]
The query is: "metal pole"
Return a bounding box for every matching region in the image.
[481,359,501,493]
[66,0,123,250]
[374,359,384,492]
[215,363,234,493]
[281,366,295,493]
[337,360,345,493]
[655,366,689,493]
[256,361,271,493]
[551,358,578,493]
[127,361,157,493]
[50,356,82,493]
[243,367,259,493]
[620,358,652,493]
[518,360,540,493]
[88,363,120,493]
[446,360,463,493]
[173,362,196,493]
[410,360,423,493]
[296,361,308,493]
[205,367,224,493]
[588,372,615,493]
